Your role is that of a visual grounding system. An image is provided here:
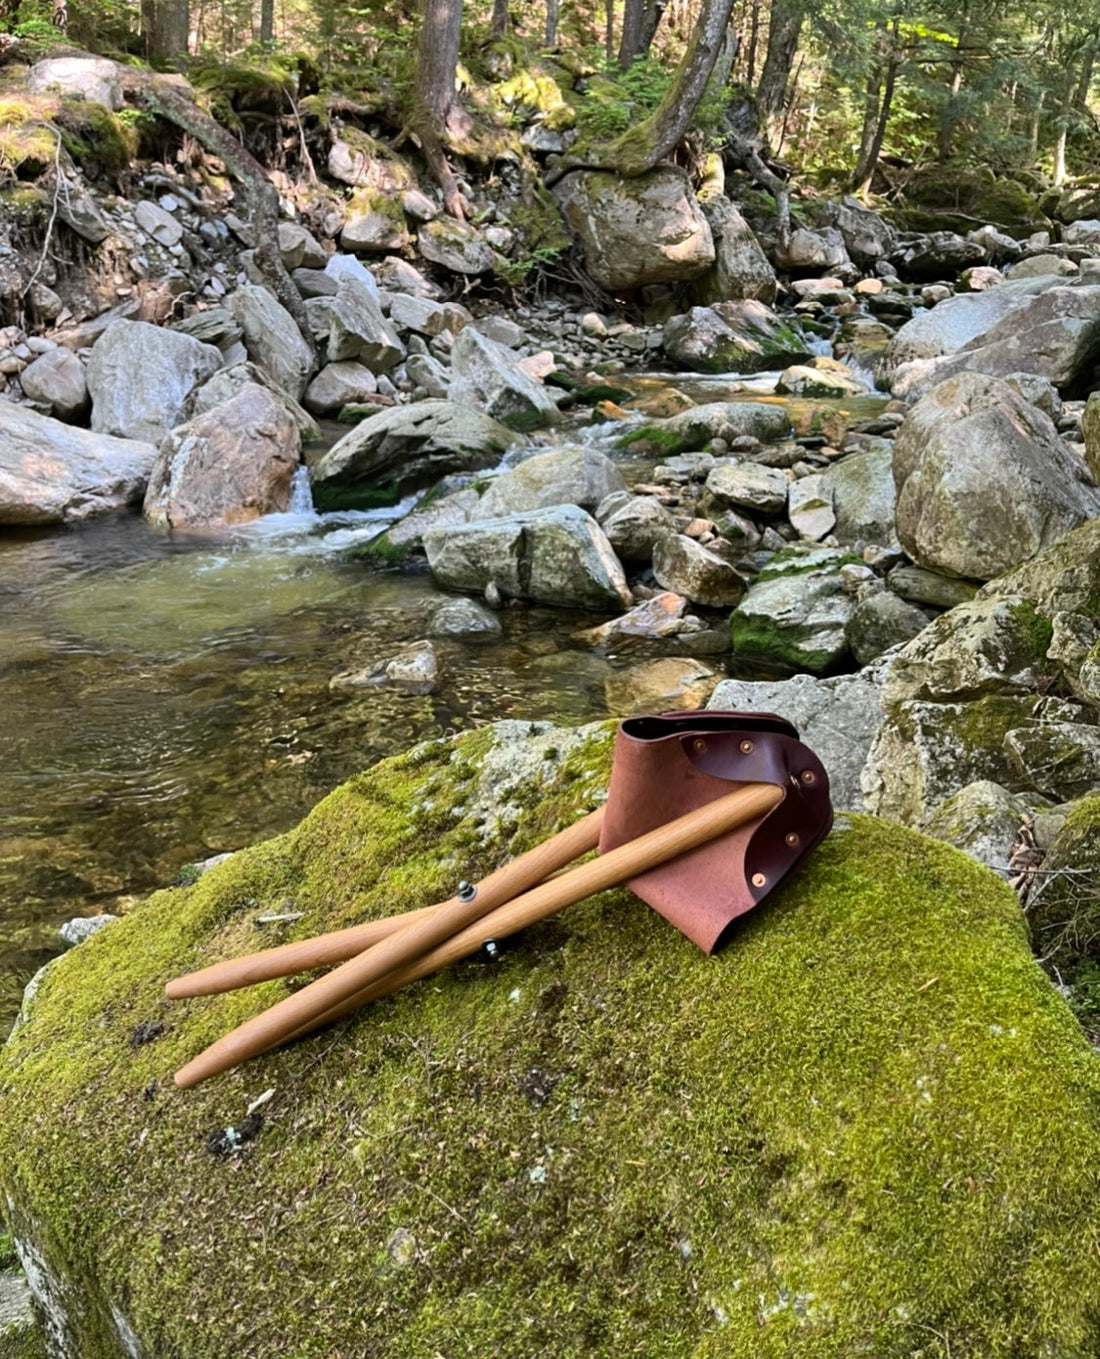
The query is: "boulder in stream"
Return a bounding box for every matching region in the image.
[6,722,1100,1358]
[86,320,222,445]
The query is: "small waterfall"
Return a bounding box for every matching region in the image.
[288,466,316,516]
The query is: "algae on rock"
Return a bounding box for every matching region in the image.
[3,723,1100,1358]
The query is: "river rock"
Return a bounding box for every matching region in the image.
[552,166,714,290]
[692,195,777,306]
[417,219,497,274]
[1009,253,1077,280]
[729,547,856,672]
[776,364,866,398]
[651,534,746,608]
[134,199,183,247]
[85,320,222,444]
[9,723,1095,1357]
[187,361,320,441]
[922,780,1047,877]
[787,473,836,540]
[881,595,1046,706]
[663,301,809,375]
[660,401,792,448]
[302,361,378,415]
[1080,390,1100,482]
[328,273,405,372]
[28,55,122,108]
[428,598,502,642]
[886,564,978,609]
[708,668,887,811]
[892,373,1100,580]
[598,495,678,562]
[0,402,155,524]
[1004,723,1100,802]
[448,327,558,429]
[278,222,326,271]
[340,197,411,254]
[368,487,481,561]
[18,346,88,420]
[860,694,1038,824]
[774,226,850,272]
[604,657,718,715]
[310,401,523,503]
[1027,792,1100,982]
[844,591,930,665]
[824,446,897,545]
[423,505,632,610]
[171,307,243,348]
[705,461,789,514]
[405,352,451,398]
[143,384,300,529]
[228,284,314,401]
[388,293,449,337]
[815,196,897,266]
[574,592,689,646]
[893,231,985,280]
[331,640,439,695]
[478,447,624,518]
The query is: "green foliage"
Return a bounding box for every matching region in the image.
[0,1228,17,1269]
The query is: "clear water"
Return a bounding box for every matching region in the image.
[0,492,628,1029]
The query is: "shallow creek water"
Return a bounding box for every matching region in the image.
[0,379,885,1031]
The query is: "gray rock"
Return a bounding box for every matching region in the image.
[706,461,789,514]
[922,781,1048,877]
[787,473,836,541]
[475,316,525,348]
[429,597,503,642]
[228,284,314,401]
[144,384,300,529]
[341,205,410,254]
[59,914,119,948]
[329,273,405,373]
[423,505,632,610]
[599,496,679,562]
[662,401,792,447]
[575,592,691,646]
[303,361,378,415]
[28,55,122,108]
[775,226,850,272]
[278,222,327,271]
[331,641,440,695]
[377,487,481,555]
[389,294,449,337]
[729,547,856,673]
[663,300,810,375]
[652,534,746,607]
[1009,254,1077,280]
[417,219,498,274]
[292,267,337,299]
[845,591,930,666]
[860,694,1038,825]
[552,166,714,290]
[134,200,184,247]
[55,173,110,243]
[893,231,985,280]
[886,564,978,609]
[18,347,88,420]
[377,256,441,298]
[86,320,222,444]
[0,402,156,524]
[448,327,558,429]
[1080,390,1100,483]
[1005,723,1100,802]
[824,447,897,546]
[691,195,777,306]
[881,595,1043,705]
[892,373,1100,581]
[776,364,866,398]
[171,307,243,347]
[707,668,887,811]
[188,361,320,441]
[816,197,898,266]
[477,447,624,518]
[310,400,523,498]
[405,352,451,399]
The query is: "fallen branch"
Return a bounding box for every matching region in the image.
[22,127,64,302]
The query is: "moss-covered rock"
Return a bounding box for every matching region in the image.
[7,723,1099,1357]
[1028,792,1100,984]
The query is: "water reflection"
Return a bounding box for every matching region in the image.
[0,504,620,1030]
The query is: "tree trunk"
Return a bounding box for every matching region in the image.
[490,0,508,40]
[755,0,802,147]
[141,0,190,61]
[259,0,274,43]
[1027,86,1044,164]
[411,0,467,218]
[746,0,760,83]
[51,0,67,29]
[544,0,558,45]
[121,69,314,356]
[618,0,666,69]
[937,9,967,161]
[574,0,736,176]
[851,14,900,196]
[605,0,614,62]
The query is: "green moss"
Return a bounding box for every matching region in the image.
[309,480,401,513]
[1006,599,1054,665]
[55,100,138,179]
[1027,793,1100,985]
[0,1321,47,1359]
[616,424,688,456]
[756,549,861,584]
[349,532,413,566]
[4,727,1100,1357]
[0,1229,16,1270]
[728,612,833,672]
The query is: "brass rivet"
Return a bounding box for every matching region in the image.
[752,873,767,888]
[692,738,707,753]
[785,832,800,847]
[800,770,816,785]
[740,739,754,754]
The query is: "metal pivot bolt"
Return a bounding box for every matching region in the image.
[692,738,707,753]
[740,740,754,754]
[785,832,800,848]
[457,881,478,903]
[800,770,816,785]
[751,873,767,888]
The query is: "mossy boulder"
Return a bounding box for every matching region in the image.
[892,167,1048,236]
[1028,792,1100,985]
[4,722,1100,1357]
[729,547,859,673]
